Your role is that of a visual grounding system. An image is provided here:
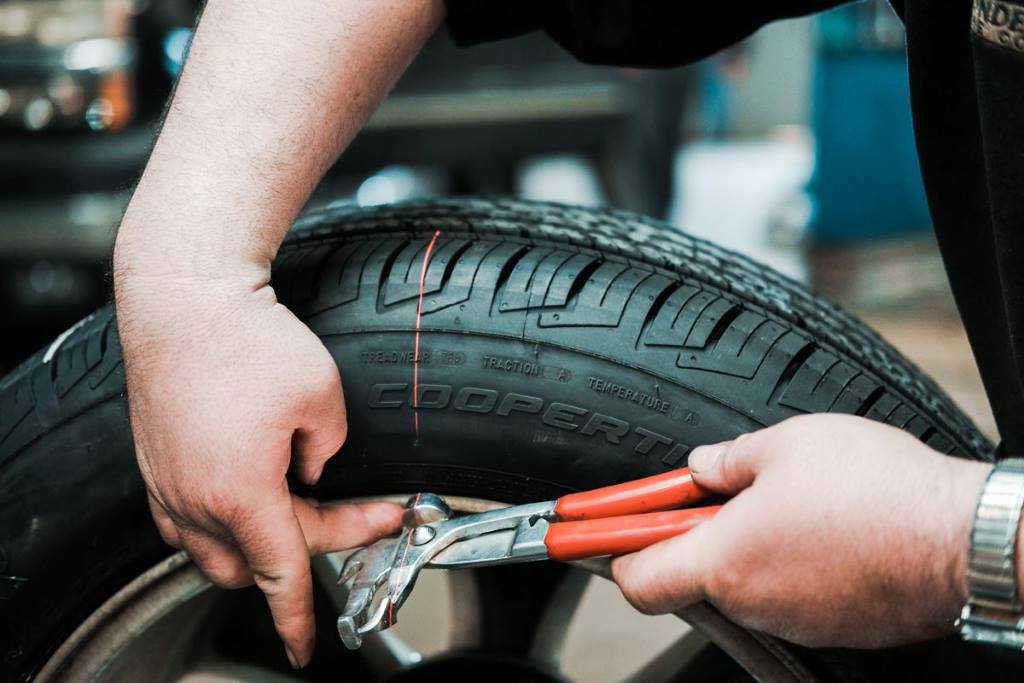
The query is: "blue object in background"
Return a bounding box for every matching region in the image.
[162,28,193,77]
[807,5,932,244]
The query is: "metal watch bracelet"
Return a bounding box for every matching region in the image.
[958,458,1024,648]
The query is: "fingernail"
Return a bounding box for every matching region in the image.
[285,646,300,670]
[689,443,728,474]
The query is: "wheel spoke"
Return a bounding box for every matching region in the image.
[470,561,575,654]
[527,567,592,668]
[446,567,484,649]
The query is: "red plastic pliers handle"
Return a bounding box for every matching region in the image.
[337,468,720,649]
[544,468,719,561]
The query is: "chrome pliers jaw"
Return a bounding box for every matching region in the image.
[336,493,556,650]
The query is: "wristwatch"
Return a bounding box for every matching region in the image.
[958,458,1024,648]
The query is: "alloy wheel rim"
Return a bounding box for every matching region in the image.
[35,496,818,683]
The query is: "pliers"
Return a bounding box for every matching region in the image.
[336,468,719,649]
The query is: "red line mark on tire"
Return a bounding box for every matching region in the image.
[389,492,422,625]
[413,230,442,439]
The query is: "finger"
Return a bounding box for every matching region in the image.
[147,493,182,548]
[688,434,767,495]
[179,527,253,588]
[292,356,347,485]
[611,514,719,615]
[231,490,317,669]
[291,497,403,556]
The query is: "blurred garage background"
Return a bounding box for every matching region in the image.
[4,0,994,433]
[0,2,997,678]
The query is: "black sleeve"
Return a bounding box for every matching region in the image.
[446,1,847,68]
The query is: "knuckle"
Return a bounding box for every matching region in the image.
[155,525,181,548]
[718,446,746,480]
[311,354,341,392]
[625,589,660,616]
[197,558,248,589]
[154,495,210,534]
[198,484,249,526]
[312,427,346,460]
[777,415,818,444]
[179,529,252,589]
[733,432,753,447]
[626,584,663,616]
[253,565,304,599]
[612,560,660,616]
[729,433,755,459]
[729,426,781,470]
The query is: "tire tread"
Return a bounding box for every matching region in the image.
[0,198,993,467]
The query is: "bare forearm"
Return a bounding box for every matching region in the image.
[109,2,442,664]
[116,0,443,280]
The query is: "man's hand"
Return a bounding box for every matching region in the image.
[611,414,992,648]
[114,272,402,668]
[112,0,443,668]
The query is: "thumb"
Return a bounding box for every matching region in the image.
[688,435,763,496]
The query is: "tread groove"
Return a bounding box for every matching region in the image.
[562,258,604,309]
[309,242,346,300]
[702,304,743,351]
[768,341,818,405]
[855,386,887,418]
[437,239,476,291]
[375,239,410,313]
[637,280,684,350]
[736,317,769,357]
[491,245,532,312]
[826,370,862,412]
